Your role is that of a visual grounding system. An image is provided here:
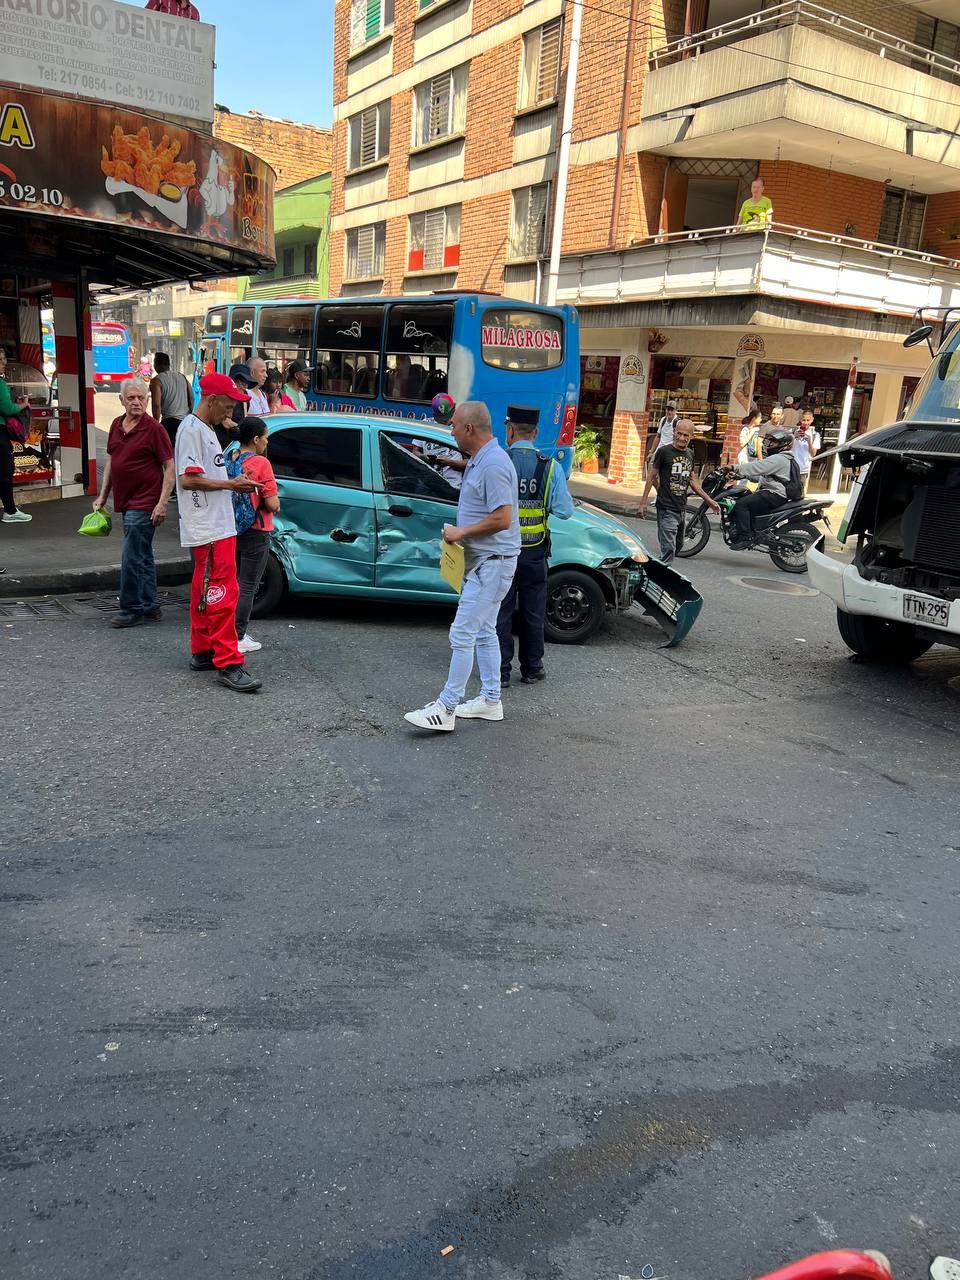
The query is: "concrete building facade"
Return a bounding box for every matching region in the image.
[330,0,960,489]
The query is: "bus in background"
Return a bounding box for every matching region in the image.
[92,320,137,392]
[41,313,56,380]
[195,294,580,469]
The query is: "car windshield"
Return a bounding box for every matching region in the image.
[904,322,960,425]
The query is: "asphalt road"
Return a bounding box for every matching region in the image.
[2,532,960,1280]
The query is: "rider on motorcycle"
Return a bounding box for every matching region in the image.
[729,428,795,547]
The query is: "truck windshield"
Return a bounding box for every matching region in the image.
[905,322,960,425]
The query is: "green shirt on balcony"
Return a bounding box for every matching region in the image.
[738,196,773,229]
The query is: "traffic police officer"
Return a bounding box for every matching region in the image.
[496,405,574,686]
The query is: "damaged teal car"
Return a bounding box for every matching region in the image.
[251,413,703,646]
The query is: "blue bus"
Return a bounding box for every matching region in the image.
[196,294,580,467]
[92,320,137,391]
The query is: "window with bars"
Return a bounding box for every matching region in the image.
[510,184,549,258]
[348,101,391,170]
[346,223,386,280]
[413,66,468,148]
[408,206,460,273]
[878,187,927,251]
[349,0,394,52]
[519,19,562,110]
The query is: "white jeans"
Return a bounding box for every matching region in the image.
[439,555,518,710]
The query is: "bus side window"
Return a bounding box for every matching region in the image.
[315,304,384,400]
[384,303,453,404]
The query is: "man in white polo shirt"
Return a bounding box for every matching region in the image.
[176,372,263,693]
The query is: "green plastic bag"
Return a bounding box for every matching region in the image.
[77,508,112,537]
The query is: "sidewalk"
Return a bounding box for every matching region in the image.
[569,469,851,530]
[0,497,191,597]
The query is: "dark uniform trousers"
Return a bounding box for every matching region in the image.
[496,547,548,679]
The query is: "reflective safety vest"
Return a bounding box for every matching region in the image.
[509,446,554,549]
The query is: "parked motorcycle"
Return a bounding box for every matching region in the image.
[678,466,832,574]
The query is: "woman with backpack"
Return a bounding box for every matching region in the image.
[231,417,280,655]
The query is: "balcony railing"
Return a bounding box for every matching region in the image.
[648,0,960,86]
[556,222,960,316]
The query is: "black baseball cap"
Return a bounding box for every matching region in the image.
[229,362,251,384]
[285,359,314,376]
[506,404,539,427]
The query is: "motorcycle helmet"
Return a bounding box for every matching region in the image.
[765,428,794,454]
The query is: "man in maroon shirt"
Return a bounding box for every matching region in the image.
[145,0,200,19]
[94,379,175,629]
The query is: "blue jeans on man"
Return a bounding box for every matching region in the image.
[439,555,518,711]
[119,508,159,617]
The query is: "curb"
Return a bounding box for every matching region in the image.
[570,488,640,519]
[0,558,192,599]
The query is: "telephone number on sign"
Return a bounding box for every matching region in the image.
[0,183,65,208]
[112,84,203,112]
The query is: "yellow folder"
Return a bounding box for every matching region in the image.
[439,536,465,594]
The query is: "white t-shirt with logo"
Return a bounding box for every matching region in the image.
[175,413,237,548]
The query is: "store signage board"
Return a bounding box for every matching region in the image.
[0,0,215,125]
[0,87,275,261]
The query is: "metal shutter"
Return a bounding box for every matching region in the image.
[355,225,376,277]
[537,20,561,104]
[525,184,548,255]
[428,72,452,140]
[423,210,447,269]
[359,106,378,166]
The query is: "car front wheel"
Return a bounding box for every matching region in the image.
[544,569,607,644]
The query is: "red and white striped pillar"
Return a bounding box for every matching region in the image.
[52,279,97,496]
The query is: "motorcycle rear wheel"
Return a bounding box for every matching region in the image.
[768,520,818,574]
[676,507,710,558]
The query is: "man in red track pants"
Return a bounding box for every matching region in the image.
[175,373,263,693]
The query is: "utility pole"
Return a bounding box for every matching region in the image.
[545,0,583,308]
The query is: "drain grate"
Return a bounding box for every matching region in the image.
[0,599,72,621]
[0,589,190,621]
[731,576,819,597]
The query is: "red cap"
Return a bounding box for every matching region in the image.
[200,372,250,402]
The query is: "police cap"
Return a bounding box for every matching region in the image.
[506,404,539,427]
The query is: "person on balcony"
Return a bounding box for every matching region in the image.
[145,0,200,18]
[738,177,773,230]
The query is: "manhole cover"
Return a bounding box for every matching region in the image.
[731,576,819,597]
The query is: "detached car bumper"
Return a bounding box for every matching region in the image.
[808,544,960,640]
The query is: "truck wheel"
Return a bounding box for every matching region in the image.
[545,569,606,644]
[250,552,286,619]
[836,608,933,663]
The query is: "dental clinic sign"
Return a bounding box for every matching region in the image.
[0,0,215,125]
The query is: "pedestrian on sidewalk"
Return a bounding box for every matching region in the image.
[791,409,822,492]
[245,357,270,417]
[94,379,174,628]
[651,401,679,453]
[0,347,32,524]
[176,373,263,694]
[232,417,280,656]
[149,352,193,450]
[283,360,313,412]
[404,401,520,732]
[781,396,801,429]
[639,419,720,563]
[496,404,574,687]
[737,409,764,465]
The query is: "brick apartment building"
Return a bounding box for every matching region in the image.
[330,0,960,490]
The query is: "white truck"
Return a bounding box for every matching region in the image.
[808,316,960,662]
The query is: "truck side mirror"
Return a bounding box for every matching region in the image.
[903,325,934,356]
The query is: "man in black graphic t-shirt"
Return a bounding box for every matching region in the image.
[639,419,719,563]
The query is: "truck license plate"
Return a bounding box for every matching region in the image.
[903,594,950,628]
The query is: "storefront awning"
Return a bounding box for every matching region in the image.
[0,87,276,289]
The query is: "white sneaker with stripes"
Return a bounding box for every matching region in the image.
[404,700,456,732]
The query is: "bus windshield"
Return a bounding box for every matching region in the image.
[197,294,580,468]
[904,322,960,426]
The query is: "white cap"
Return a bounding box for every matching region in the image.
[784,396,794,405]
